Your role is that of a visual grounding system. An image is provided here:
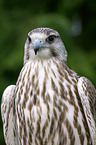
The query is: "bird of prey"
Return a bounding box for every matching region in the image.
[1,28,96,145]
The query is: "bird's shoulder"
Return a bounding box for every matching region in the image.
[1,85,19,145]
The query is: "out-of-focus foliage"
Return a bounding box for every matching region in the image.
[0,0,96,144]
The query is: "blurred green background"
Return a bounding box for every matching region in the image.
[0,0,96,144]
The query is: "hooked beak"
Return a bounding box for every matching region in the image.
[33,39,44,55]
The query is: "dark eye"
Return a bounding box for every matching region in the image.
[46,35,55,43]
[28,36,31,43]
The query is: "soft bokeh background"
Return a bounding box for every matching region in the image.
[0,0,96,144]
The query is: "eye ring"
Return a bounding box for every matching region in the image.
[28,36,31,43]
[46,35,56,43]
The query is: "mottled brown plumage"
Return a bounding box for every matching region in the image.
[1,28,96,145]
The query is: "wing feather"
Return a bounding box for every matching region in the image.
[77,77,96,145]
[1,85,18,145]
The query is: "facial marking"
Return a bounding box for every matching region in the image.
[24,28,67,63]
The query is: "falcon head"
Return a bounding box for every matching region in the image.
[24,28,67,63]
